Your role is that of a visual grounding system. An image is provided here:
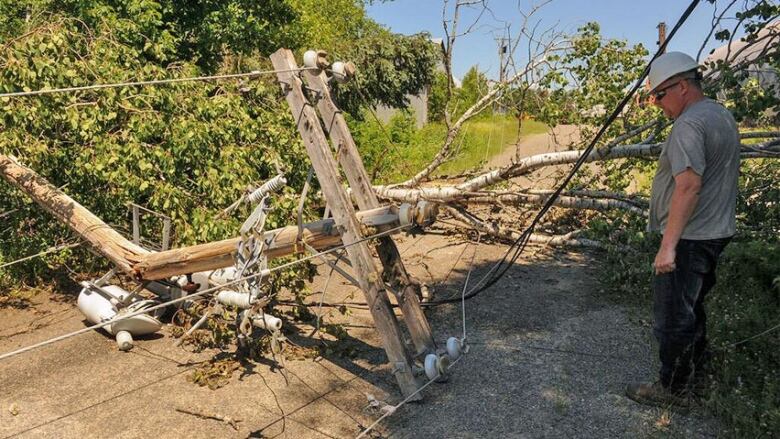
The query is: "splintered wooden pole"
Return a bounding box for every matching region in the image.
[302,68,436,357]
[271,49,420,399]
[134,205,411,280]
[0,154,149,273]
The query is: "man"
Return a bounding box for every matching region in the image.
[625,52,740,409]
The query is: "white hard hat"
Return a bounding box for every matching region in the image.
[648,52,700,91]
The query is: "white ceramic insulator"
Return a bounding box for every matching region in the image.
[116,331,134,351]
[331,61,348,83]
[303,50,319,69]
[108,300,163,337]
[446,337,462,360]
[424,353,451,382]
[216,290,254,309]
[246,175,287,205]
[77,284,130,325]
[412,200,437,226]
[424,353,439,381]
[252,313,283,332]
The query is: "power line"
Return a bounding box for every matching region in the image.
[355,356,463,439]
[0,67,317,99]
[718,321,780,349]
[0,242,82,270]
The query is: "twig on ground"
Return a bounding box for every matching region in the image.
[175,407,242,431]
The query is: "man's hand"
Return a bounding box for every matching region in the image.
[654,245,677,274]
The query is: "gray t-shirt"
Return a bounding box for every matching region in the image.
[648,98,740,240]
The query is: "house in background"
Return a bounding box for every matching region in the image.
[374,38,461,128]
[703,20,779,97]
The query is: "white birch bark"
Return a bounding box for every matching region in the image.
[375,141,778,203]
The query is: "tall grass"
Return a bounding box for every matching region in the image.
[349,110,547,184]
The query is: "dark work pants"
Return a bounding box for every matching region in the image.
[652,237,731,392]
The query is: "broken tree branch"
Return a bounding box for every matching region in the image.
[445,206,603,249]
[375,137,779,204]
[460,191,648,215]
[399,34,571,187]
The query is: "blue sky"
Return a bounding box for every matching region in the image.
[366,0,736,80]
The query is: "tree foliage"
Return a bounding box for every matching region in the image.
[426,70,449,122]
[534,23,652,134]
[292,0,440,115]
[0,11,311,284]
[455,66,490,118]
[330,28,439,116]
[0,0,438,288]
[703,1,780,124]
[0,0,304,71]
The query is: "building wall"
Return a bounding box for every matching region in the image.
[374,87,429,128]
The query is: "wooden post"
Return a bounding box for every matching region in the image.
[302,68,436,357]
[271,49,420,398]
[132,204,141,246]
[161,218,171,251]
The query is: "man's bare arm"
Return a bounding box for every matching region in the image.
[654,168,702,274]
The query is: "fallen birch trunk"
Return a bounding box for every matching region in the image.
[445,206,603,249]
[374,141,779,203]
[524,189,649,207]
[458,191,647,215]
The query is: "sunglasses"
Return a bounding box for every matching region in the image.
[651,79,685,101]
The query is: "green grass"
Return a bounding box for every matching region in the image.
[365,115,547,183]
[351,108,548,184]
[439,116,547,176]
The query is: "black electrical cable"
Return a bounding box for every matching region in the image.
[424,0,702,306]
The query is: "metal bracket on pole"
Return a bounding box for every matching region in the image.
[128,202,174,251]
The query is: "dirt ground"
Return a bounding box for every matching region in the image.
[0,231,720,439]
[0,128,718,438]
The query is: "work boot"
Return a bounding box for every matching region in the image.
[625,381,692,412]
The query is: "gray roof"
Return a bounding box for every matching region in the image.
[703,20,780,69]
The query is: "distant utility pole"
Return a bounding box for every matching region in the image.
[494,35,509,83]
[494,34,509,114]
[657,22,667,52]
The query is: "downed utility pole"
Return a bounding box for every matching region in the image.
[1,48,441,399]
[133,203,436,280]
[271,48,430,399]
[301,63,436,358]
[0,154,435,281]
